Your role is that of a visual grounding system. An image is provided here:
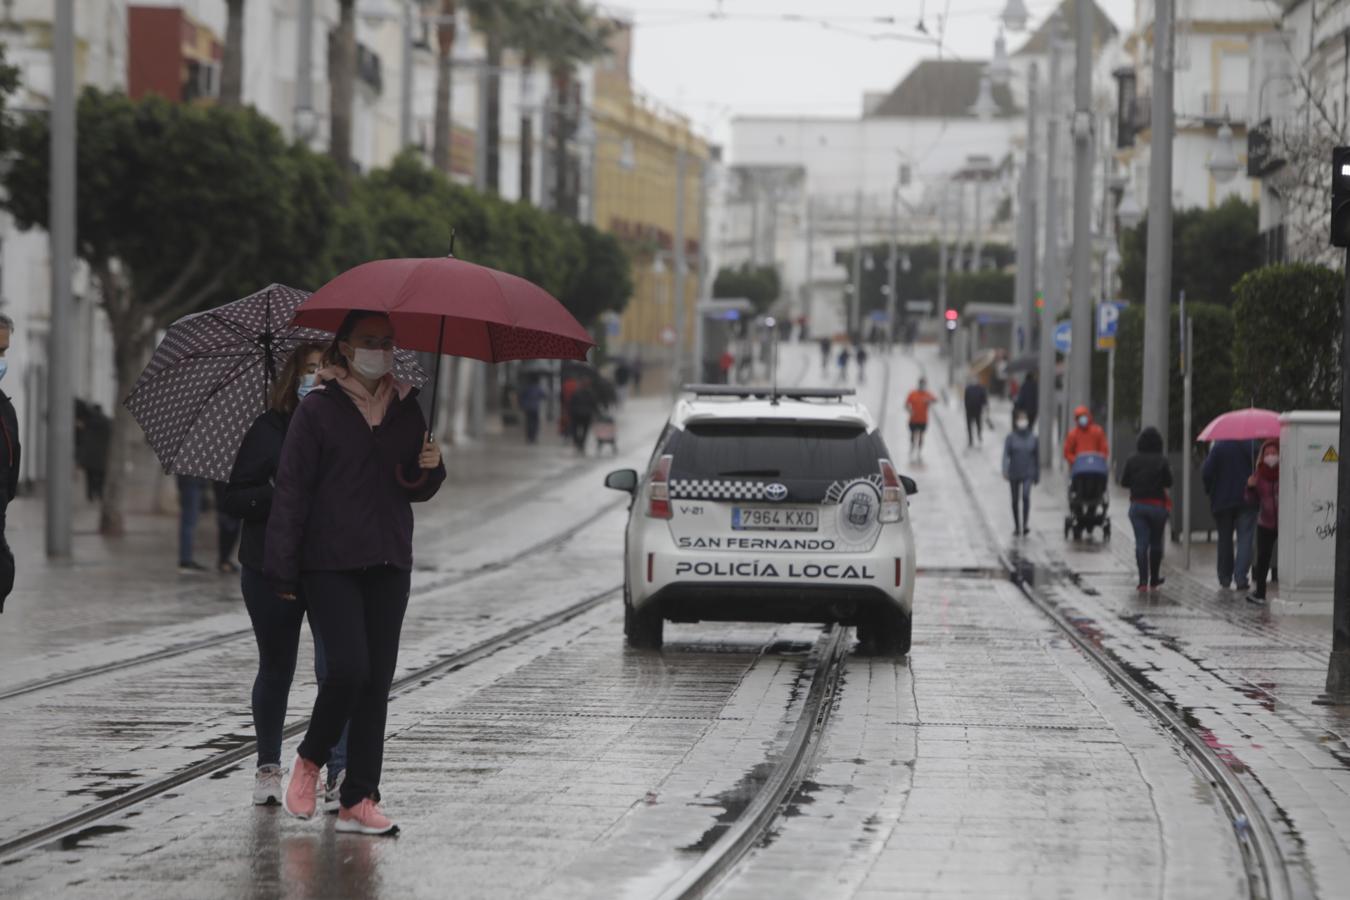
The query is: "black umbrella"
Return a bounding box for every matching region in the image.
[126,283,426,481]
[1005,355,1041,375]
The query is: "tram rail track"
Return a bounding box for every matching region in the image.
[0,584,621,861]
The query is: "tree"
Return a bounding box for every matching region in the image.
[532,0,610,214]
[1231,263,1342,410]
[0,44,19,156]
[330,0,357,174]
[220,0,246,107]
[1118,197,1261,307]
[1,91,338,534]
[713,263,780,313]
[561,224,632,326]
[432,0,458,174]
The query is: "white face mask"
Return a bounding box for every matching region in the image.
[1263,454,1279,467]
[297,373,317,400]
[349,347,393,380]
[1077,416,1089,428]
[1015,418,1029,430]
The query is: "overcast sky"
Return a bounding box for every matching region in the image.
[608,0,1138,144]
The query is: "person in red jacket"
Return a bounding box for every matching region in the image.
[1245,439,1280,604]
[1063,405,1109,464]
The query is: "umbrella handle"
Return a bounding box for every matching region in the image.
[395,463,429,491]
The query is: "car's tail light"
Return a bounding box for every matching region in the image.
[879,459,904,523]
[647,454,673,519]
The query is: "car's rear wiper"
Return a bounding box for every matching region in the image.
[718,469,781,477]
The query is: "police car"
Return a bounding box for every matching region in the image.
[604,386,917,654]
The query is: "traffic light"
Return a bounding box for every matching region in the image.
[1034,291,1046,313]
[1332,146,1350,247]
[944,308,959,331]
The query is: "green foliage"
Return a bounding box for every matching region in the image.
[0,45,20,157]
[1231,263,1342,410]
[713,263,781,313]
[1118,197,1262,307]
[840,241,1015,318]
[944,270,1014,312]
[1112,302,1234,447]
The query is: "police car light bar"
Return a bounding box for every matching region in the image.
[682,385,857,400]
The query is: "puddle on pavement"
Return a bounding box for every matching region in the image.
[44,824,131,852]
[764,640,815,656]
[209,764,244,780]
[184,732,255,752]
[780,779,822,819]
[680,761,777,853]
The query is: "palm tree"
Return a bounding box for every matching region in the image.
[330,0,357,174]
[538,1,611,217]
[220,0,246,107]
[432,0,457,174]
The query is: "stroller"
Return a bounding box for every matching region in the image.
[1064,452,1111,541]
[593,413,618,455]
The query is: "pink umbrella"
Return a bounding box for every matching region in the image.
[1196,408,1281,442]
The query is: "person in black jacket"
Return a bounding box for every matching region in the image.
[1120,427,1174,592]
[223,342,349,810]
[0,314,19,614]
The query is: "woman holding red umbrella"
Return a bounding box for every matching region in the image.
[265,310,444,835]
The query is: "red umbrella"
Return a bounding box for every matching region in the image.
[1196,408,1281,443]
[293,255,595,435]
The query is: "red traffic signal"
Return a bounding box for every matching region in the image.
[944,309,959,321]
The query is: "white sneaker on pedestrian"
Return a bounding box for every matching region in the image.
[253,764,285,806]
[324,770,345,814]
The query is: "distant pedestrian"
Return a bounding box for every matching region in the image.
[1062,405,1108,464]
[559,374,578,438]
[212,482,241,574]
[613,359,631,404]
[719,349,735,384]
[964,378,989,447]
[0,314,19,614]
[1245,439,1280,604]
[855,345,868,384]
[569,376,599,453]
[1003,410,1039,536]
[223,342,349,810]
[177,475,210,574]
[631,355,644,392]
[905,378,938,458]
[1202,439,1258,591]
[1013,370,1039,429]
[837,346,851,384]
[80,404,110,502]
[819,338,832,373]
[518,377,545,444]
[266,310,445,835]
[1120,426,1173,592]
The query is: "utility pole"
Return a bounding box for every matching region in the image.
[887,181,900,348]
[671,145,688,393]
[399,1,414,148]
[1038,16,1066,470]
[48,0,75,558]
[937,183,950,314]
[295,0,314,142]
[851,189,863,339]
[972,176,985,273]
[1015,63,1039,359]
[1142,0,1175,449]
[1068,0,1095,414]
[1322,248,1350,701]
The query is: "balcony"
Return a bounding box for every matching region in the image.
[1200,91,1247,123]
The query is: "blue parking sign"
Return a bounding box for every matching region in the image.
[1096,301,1126,350]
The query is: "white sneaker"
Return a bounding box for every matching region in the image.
[324,769,345,814]
[253,764,285,806]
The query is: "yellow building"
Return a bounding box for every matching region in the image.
[591,19,710,383]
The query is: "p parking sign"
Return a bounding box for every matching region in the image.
[1096,300,1126,350]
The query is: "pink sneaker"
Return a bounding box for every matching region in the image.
[283,755,321,820]
[336,798,399,836]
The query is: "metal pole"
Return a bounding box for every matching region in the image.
[1320,250,1350,701]
[1019,63,1040,359]
[47,0,76,558]
[1142,0,1175,450]
[804,195,814,343]
[1068,0,1094,414]
[399,1,414,149]
[972,177,984,272]
[851,188,863,339]
[938,183,950,315]
[1183,316,1193,569]
[1107,343,1116,470]
[295,0,314,142]
[671,145,688,393]
[1038,18,1065,470]
[887,183,899,349]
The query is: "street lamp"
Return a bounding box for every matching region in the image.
[1117,177,1143,229]
[1207,118,1241,184]
[1001,0,1030,32]
[970,71,999,120]
[990,29,1012,86]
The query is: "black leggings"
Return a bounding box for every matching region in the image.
[1253,526,1277,598]
[966,411,984,445]
[298,566,410,809]
[1009,480,1031,531]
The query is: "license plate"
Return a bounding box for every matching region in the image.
[732,507,819,531]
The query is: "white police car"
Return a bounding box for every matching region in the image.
[604,386,917,654]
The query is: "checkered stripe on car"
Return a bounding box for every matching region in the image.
[668,479,768,501]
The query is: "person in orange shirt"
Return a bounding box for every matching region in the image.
[1063,404,1109,464]
[905,378,938,458]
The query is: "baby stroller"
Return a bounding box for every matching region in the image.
[1064,452,1111,541]
[593,413,618,455]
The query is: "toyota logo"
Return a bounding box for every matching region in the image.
[764,483,789,502]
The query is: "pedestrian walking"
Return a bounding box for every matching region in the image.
[266,310,445,836]
[837,346,851,384]
[905,378,938,458]
[1062,405,1108,464]
[1202,439,1258,591]
[819,338,831,374]
[212,482,242,574]
[964,378,989,447]
[223,342,350,810]
[1245,439,1280,604]
[855,345,869,384]
[1013,370,1038,429]
[177,475,210,574]
[1120,427,1173,592]
[559,373,578,439]
[0,314,19,614]
[518,376,545,444]
[569,376,599,453]
[80,404,110,502]
[1003,411,1038,536]
[719,349,735,385]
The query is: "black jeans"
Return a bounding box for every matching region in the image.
[298,566,410,808]
[1009,479,1031,531]
[524,409,541,444]
[212,482,241,567]
[1253,526,1277,598]
[241,566,348,773]
[0,497,12,614]
[1128,503,1169,586]
[572,414,593,451]
[966,410,984,445]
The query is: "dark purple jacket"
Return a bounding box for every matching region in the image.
[263,382,445,592]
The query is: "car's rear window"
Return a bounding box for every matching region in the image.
[669,423,878,482]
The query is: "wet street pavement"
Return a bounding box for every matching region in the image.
[1,348,1346,898]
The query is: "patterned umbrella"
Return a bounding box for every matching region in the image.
[126,283,426,481]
